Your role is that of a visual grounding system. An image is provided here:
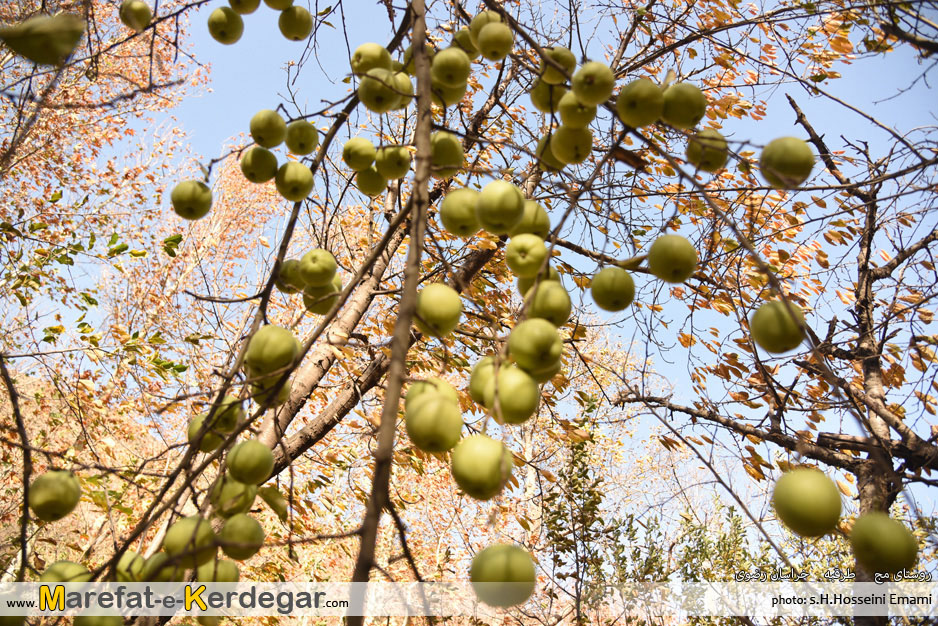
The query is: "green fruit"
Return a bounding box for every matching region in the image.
[358,68,399,114]
[535,134,565,172]
[240,146,278,183]
[430,77,467,107]
[477,23,514,61]
[439,188,480,237]
[207,7,243,45]
[163,516,216,568]
[558,91,597,128]
[850,512,918,575]
[170,180,212,220]
[647,234,697,283]
[258,485,289,520]
[251,376,292,407]
[211,475,257,518]
[431,47,471,88]
[470,544,536,608]
[615,78,663,128]
[527,357,562,383]
[590,266,635,311]
[75,617,123,626]
[405,393,463,452]
[401,43,435,75]
[250,109,286,148]
[197,558,240,583]
[415,283,462,337]
[509,200,551,238]
[505,234,548,278]
[187,412,224,452]
[528,80,566,114]
[525,280,571,327]
[468,11,502,48]
[750,300,805,353]
[0,14,85,66]
[351,42,391,76]
[507,319,563,373]
[483,364,540,424]
[285,120,319,155]
[29,470,81,522]
[772,468,841,537]
[355,166,387,197]
[405,377,459,411]
[661,82,707,129]
[686,129,728,173]
[116,550,145,582]
[549,126,592,164]
[275,161,314,202]
[430,131,464,178]
[275,258,306,294]
[120,0,153,32]
[303,273,342,315]
[375,145,411,180]
[469,356,496,405]
[540,46,576,85]
[571,61,615,106]
[450,434,513,500]
[219,513,264,561]
[244,325,299,376]
[264,0,292,8]
[278,6,312,41]
[518,264,561,296]
[227,440,274,485]
[452,28,480,60]
[298,248,337,287]
[342,137,376,171]
[140,552,184,582]
[40,560,91,583]
[476,179,524,234]
[759,137,815,189]
[229,0,261,14]
[390,71,414,109]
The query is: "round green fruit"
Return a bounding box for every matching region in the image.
[525,280,571,327]
[539,46,576,85]
[507,319,563,373]
[29,470,81,522]
[275,161,314,202]
[207,7,243,45]
[229,0,261,14]
[140,552,184,582]
[571,61,615,106]
[527,357,562,383]
[405,393,463,453]
[391,71,415,109]
[431,46,471,88]
[661,82,707,129]
[468,11,502,48]
[518,264,561,296]
[356,166,387,197]
[470,544,536,608]
[450,434,513,500]
[278,6,311,41]
[759,137,815,189]
[244,325,299,376]
[250,109,286,148]
[240,146,278,183]
[197,558,240,583]
[116,550,145,582]
[415,283,462,337]
[298,248,337,287]
[263,0,292,8]
[506,234,548,278]
[351,42,391,76]
[647,234,697,283]
[219,513,264,561]
[405,377,459,411]
[535,134,565,172]
[452,28,480,60]
[528,80,566,114]
[284,120,319,155]
[163,516,216,568]
[358,68,399,114]
[439,188,480,237]
[401,43,436,75]
[430,77,467,107]
[119,0,152,32]
[615,78,663,128]
[590,266,635,312]
[375,145,411,180]
[509,200,550,238]
[477,22,514,61]
[469,356,496,405]
[303,273,342,315]
[483,364,540,424]
[772,468,841,537]
[549,125,593,164]
[275,258,306,294]
[187,412,224,452]
[40,561,91,583]
[686,129,728,173]
[0,14,85,67]
[850,512,918,575]
[476,179,524,234]
[430,131,464,178]
[342,137,376,171]
[211,475,257,518]
[251,376,292,407]
[558,91,597,128]
[170,180,212,220]
[750,300,805,353]
[227,440,274,485]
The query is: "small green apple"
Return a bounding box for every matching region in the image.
[525,280,571,327]
[526,357,562,383]
[402,43,436,75]
[274,161,314,202]
[450,434,513,500]
[558,91,597,128]
[356,165,387,197]
[615,78,663,128]
[0,14,85,66]
[405,377,459,411]
[303,273,341,314]
[505,234,549,278]
[772,468,841,537]
[476,179,524,234]
[350,42,391,76]
[163,516,216,568]
[228,0,260,14]
[405,392,463,452]
[528,80,566,114]
[187,412,224,452]
[549,125,592,164]
[207,7,243,45]
[285,120,319,155]
[470,543,536,608]
[661,82,707,129]
[275,258,306,294]
[540,46,576,85]
[219,513,264,560]
[590,266,635,311]
[278,6,311,40]
[211,475,257,518]
[750,300,805,353]
[510,199,551,238]
[431,77,468,107]
[507,319,563,373]
[375,145,412,180]
[430,131,464,178]
[469,356,496,405]
[244,324,299,376]
[647,234,697,283]
[535,134,565,172]
[197,558,240,583]
[29,470,81,522]
[140,552,184,582]
[572,61,615,106]
[390,71,414,109]
[119,0,152,32]
[116,550,145,582]
[431,46,471,88]
[468,11,502,48]
[240,146,278,183]
[170,180,212,220]
[439,188,480,237]
[358,68,399,113]
[250,109,287,148]
[759,137,814,189]
[415,283,462,337]
[686,129,728,173]
[850,512,918,575]
[227,440,274,485]
[264,0,293,8]
[483,364,540,424]
[452,28,480,60]
[251,376,292,407]
[342,137,376,171]
[40,561,91,583]
[477,22,514,61]
[518,264,561,295]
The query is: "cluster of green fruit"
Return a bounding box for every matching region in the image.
[207,0,313,46]
[341,136,412,197]
[273,248,343,315]
[772,468,918,575]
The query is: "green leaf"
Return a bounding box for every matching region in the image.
[162,234,183,257]
[108,232,119,246]
[107,243,128,257]
[48,190,62,203]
